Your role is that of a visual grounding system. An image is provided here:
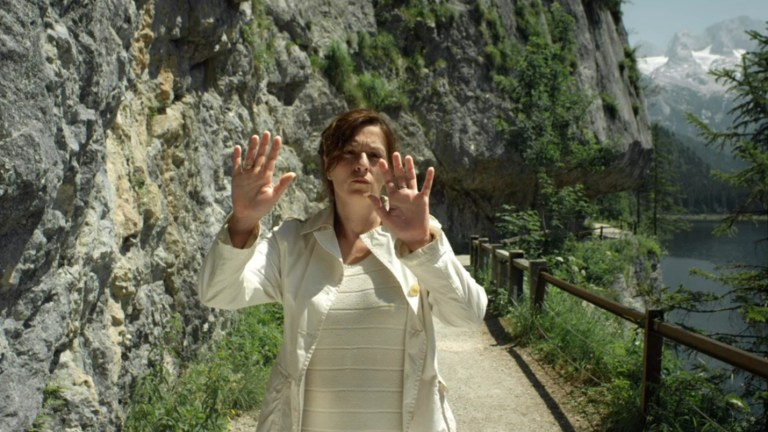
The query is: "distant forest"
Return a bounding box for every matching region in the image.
[648,124,748,214]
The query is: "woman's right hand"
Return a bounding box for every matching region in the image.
[228,131,296,247]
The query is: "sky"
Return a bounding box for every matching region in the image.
[622,0,768,51]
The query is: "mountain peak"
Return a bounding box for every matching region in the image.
[637,16,764,142]
[704,16,764,54]
[663,16,762,60]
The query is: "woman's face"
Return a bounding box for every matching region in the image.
[326,125,388,200]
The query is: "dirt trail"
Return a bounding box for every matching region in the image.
[435,317,587,431]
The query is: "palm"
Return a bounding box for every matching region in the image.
[371,153,435,250]
[231,132,295,226]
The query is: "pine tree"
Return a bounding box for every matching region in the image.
[685,24,768,425]
[641,125,689,239]
[687,26,768,229]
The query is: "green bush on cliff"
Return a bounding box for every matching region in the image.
[320,40,408,112]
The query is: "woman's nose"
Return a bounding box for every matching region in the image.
[355,153,369,170]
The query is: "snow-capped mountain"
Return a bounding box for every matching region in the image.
[635,16,764,141]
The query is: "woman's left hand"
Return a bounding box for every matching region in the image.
[369,152,435,251]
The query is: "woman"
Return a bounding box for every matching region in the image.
[198,109,487,431]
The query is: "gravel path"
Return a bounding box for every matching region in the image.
[435,317,587,431]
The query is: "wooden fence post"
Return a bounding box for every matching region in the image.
[490,244,503,287]
[529,259,548,310]
[477,238,489,279]
[470,235,479,271]
[641,309,664,416]
[508,250,524,302]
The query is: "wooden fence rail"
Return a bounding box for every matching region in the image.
[469,235,768,415]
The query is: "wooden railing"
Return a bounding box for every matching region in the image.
[470,235,768,415]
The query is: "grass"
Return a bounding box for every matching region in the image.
[320,41,408,111]
[482,233,762,430]
[124,305,283,432]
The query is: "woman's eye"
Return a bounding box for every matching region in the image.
[368,153,381,160]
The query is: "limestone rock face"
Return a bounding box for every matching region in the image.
[0,0,650,430]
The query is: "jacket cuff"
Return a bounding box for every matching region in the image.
[216,213,261,250]
[398,225,446,266]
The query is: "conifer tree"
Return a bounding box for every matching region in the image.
[642,125,688,239]
[688,26,768,229]
[684,24,768,423]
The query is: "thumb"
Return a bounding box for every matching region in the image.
[368,195,390,223]
[273,172,297,200]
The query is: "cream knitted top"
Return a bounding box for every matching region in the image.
[301,254,407,432]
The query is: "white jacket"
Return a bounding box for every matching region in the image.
[198,207,488,431]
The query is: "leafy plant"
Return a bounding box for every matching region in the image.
[498,173,597,257]
[620,44,642,94]
[124,305,283,431]
[320,39,410,112]
[356,73,408,111]
[601,92,620,119]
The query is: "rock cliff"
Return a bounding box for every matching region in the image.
[0,0,651,430]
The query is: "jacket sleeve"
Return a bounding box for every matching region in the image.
[197,219,283,310]
[397,221,488,327]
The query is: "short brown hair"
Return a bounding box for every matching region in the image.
[318,108,398,200]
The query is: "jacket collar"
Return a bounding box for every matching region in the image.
[299,206,335,234]
[299,197,390,235]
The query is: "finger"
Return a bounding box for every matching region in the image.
[253,131,271,171]
[378,159,397,193]
[367,195,391,224]
[273,172,297,200]
[264,135,283,176]
[404,155,417,189]
[420,167,435,197]
[244,135,259,169]
[392,152,407,189]
[233,145,243,173]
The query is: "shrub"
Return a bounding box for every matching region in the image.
[356,73,408,111]
[124,305,283,431]
[601,92,620,119]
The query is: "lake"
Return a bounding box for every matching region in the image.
[662,219,767,335]
[661,219,767,403]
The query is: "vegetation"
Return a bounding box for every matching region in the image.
[588,0,624,20]
[620,44,642,96]
[677,24,768,427]
[601,92,620,119]
[634,125,690,241]
[29,382,67,431]
[320,39,409,111]
[687,25,768,230]
[492,2,618,258]
[243,0,276,76]
[497,177,596,257]
[124,307,283,432]
[636,125,746,223]
[483,230,762,430]
[484,20,766,429]
[317,0,463,112]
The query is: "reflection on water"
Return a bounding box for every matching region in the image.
[665,220,767,266]
[661,220,767,410]
[662,220,766,336]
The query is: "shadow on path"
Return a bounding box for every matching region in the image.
[485,317,578,432]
